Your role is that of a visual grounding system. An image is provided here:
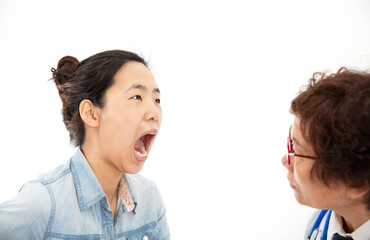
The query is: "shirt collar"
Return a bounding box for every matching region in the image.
[118,175,136,212]
[70,149,106,211]
[329,211,370,240]
[70,148,136,212]
[351,218,370,240]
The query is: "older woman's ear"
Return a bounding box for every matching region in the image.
[346,184,369,201]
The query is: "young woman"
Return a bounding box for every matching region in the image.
[282,68,370,240]
[0,50,170,239]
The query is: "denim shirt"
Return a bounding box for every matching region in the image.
[0,149,170,240]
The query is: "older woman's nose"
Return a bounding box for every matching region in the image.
[282,154,290,169]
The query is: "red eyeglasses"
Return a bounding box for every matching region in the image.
[287,125,316,165]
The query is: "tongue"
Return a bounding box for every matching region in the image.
[134,139,142,151]
[134,138,145,154]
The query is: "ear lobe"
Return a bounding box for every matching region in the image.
[346,185,369,200]
[79,99,100,128]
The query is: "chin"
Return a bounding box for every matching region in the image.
[295,195,320,209]
[125,162,145,174]
[127,168,143,174]
[294,192,306,206]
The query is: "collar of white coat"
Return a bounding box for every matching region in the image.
[328,211,370,240]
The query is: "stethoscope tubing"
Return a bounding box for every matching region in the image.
[308,209,332,240]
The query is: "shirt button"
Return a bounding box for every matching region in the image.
[142,236,149,240]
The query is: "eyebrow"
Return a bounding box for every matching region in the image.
[125,84,160,93]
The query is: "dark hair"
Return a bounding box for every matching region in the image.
[51,50,147,146]
[290,67,370,209]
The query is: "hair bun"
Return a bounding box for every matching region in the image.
[52,56,79,85]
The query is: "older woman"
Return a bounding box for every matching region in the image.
[282,68,370,240]
[0,50,170,239]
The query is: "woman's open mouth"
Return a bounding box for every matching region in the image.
[133,130,157,161]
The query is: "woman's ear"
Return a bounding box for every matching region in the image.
[79,99,100,128]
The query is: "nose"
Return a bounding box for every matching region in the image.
[145,100,161,123]
[282,154,293,172]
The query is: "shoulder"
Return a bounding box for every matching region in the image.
[0,181,52,239]
[36,161,71,184]
[0,161,72,239]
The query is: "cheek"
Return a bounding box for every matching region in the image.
[101,112,135,143]
[120,110,142,131]
[105,105,138,127]
[293,163,313,191]
[294,165,330,205]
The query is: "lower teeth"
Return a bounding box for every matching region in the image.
[140,141,147,155]
[135,150,147,157]
[135,141,147,157]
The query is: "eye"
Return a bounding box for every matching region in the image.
[292,143,297,153]
[132,95,142,100]
[155,98,161,104]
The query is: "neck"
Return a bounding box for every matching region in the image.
[81,142,123,211]
[334,203,370,233]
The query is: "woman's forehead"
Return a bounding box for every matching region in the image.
[113,62,158,90]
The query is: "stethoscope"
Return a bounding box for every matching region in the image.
[308,209,332,240]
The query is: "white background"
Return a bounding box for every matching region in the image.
[0,0,370,239]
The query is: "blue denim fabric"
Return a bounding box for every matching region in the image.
[0,149,170,240]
